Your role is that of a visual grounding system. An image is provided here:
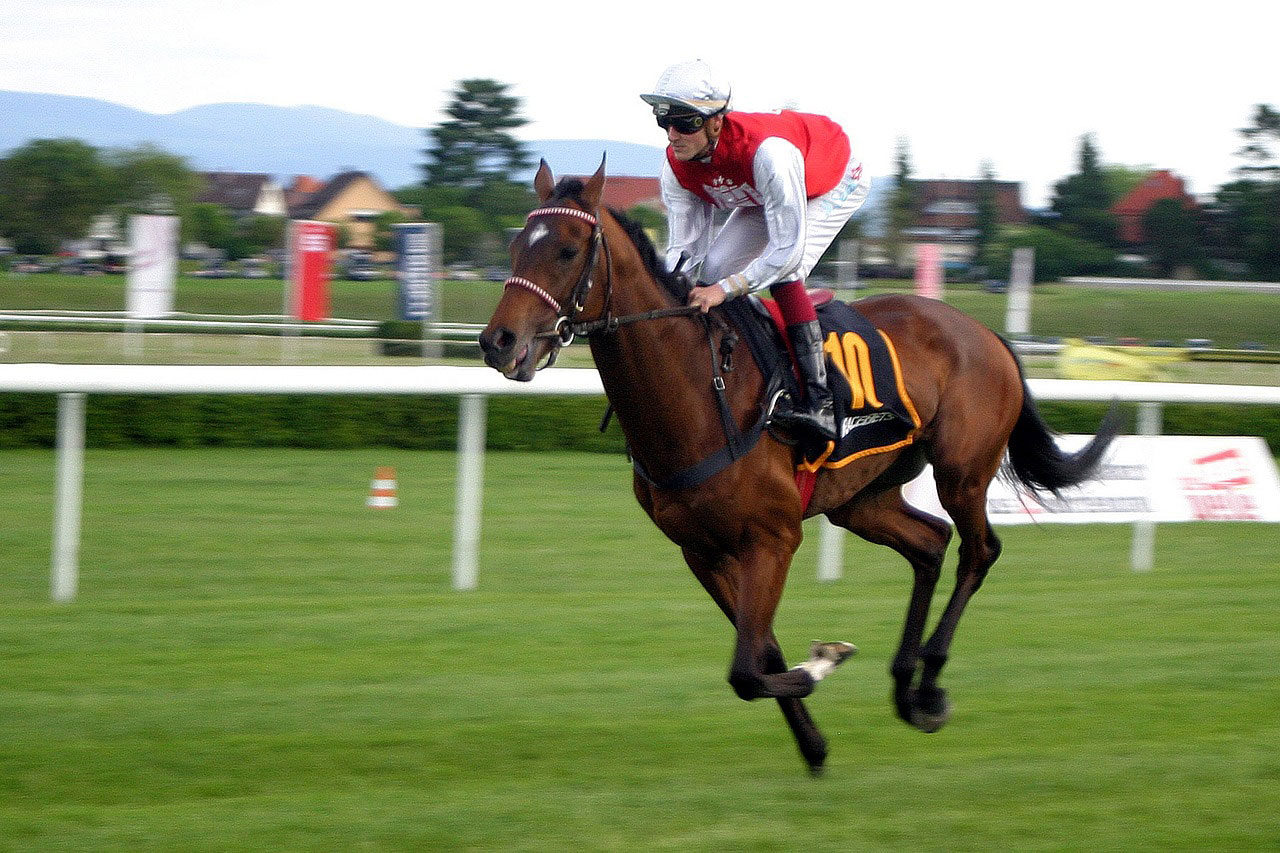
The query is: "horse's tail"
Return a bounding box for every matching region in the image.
[1000,338,1122,496]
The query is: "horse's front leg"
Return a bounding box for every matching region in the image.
[684,548,829,772]
[709,543,829,701]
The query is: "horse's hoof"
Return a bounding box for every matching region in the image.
[908,688,951,733]
[809,641,858,665]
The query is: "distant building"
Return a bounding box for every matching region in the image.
[196,172,287,217]
[566,175,663,213]
[902,178,1028,267]
[287,171,417,248]
[1110,170,1198,244]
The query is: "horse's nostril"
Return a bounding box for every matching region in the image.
[480,326,518,359]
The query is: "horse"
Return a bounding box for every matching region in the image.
[479,159,1119,774]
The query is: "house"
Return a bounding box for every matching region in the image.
[567,175,664,213]
[287,171,416,248]
[196,172,287,217]
[284,175,325,213]
[902,178,1028,267]
[1110,170,1197,244]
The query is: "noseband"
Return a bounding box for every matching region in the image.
[503,206,609,367]
[502,203,703,370]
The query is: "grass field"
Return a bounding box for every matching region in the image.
[2,448,1277,850]
[4,271,1279,348]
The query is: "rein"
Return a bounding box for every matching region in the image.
[505,202,770,490]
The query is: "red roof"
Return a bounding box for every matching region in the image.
[1111,170,1195,216]
[567,175,663,212]
[1111,170,1198,244]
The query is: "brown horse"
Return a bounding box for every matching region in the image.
[480,160,1118,773]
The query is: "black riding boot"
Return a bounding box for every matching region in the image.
[773,320,837,442]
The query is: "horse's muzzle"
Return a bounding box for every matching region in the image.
[478,324,538,381]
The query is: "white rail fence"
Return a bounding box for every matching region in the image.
[2,364,1278,602]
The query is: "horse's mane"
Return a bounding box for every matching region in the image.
[550,179,690,301]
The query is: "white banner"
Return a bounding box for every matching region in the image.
[904,435,1280,524]
[126,215,179,319]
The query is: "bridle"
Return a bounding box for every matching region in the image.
[502,205,610,369]
[502,199,768,491]
[503,203,699,369]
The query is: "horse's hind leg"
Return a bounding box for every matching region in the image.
[912,467,1004,732]
[682,548,829,773]
[825,487,952,729]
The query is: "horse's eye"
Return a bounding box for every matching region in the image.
[559,246,578,262]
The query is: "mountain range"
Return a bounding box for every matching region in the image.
[0,90,667,188]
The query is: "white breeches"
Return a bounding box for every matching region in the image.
[700,160,872,287]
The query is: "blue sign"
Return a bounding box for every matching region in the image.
[395,223,440,321]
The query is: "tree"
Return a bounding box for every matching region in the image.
[1205,105,1280,279]
[883,137,918,270]
[239,215,287,257]
[973,160,1000,268]
[624,204,667,249]
[371,210,409,253]
[0,138,115,253]
[1101,164,1153,203]
[1142,198,1203,277]
[1050,134,1118,246]
[423,79,531,188]
[979,225,1116,283]
[1235,104,1280,179]
[1207,179,1280,280]
[106,144,201,217]
[408,86,538,263]
[187,203,236,253]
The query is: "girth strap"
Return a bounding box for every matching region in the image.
[630,319,781,491]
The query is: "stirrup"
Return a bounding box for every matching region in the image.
[771,399,837,442]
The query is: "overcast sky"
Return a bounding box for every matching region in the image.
[1,0,1275,207]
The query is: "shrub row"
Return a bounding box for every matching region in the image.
[1,395,1276,455]
[0,394,625,453]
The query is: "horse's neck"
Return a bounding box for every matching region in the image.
[588,234,734,466]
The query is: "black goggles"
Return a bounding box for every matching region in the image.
[656,113,706,134]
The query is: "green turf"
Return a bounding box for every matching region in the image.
[1,448,1277,850]
[0,273,501,324]
[5,272,1279,349]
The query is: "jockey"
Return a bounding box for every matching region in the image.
[641,59,871,443]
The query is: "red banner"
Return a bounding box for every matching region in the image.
[288,221,334,322]
[914,243,943,300]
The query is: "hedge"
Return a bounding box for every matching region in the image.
[0,394,1277,455]
[0,394,625,453]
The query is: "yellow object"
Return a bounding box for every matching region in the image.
[1056,339,1186,381]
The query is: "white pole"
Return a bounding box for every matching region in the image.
[452,393,487,590]
[1006,247,1034,336]
[52,392,86,602]
[1130,401,1162,572]
[816,516,845,582]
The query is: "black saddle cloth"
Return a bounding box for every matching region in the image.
[721,296,920,467]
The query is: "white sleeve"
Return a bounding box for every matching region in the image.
[717,136,807,298]
[660,160,713,276]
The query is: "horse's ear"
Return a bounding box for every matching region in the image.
[581,154,607,212]
[534,159,555,202]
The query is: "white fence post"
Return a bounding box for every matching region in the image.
[452,393,487,590]
[52,392,86,602]
[1130,401,1163,572]
[1,367,1275,596]
[816,516,845,582]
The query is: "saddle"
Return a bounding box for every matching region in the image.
[723,290,922,472]
[627,290,921,508]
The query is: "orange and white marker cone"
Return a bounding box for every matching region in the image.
[366,466,398,509]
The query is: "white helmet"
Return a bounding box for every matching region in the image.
[640,60,731,117]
